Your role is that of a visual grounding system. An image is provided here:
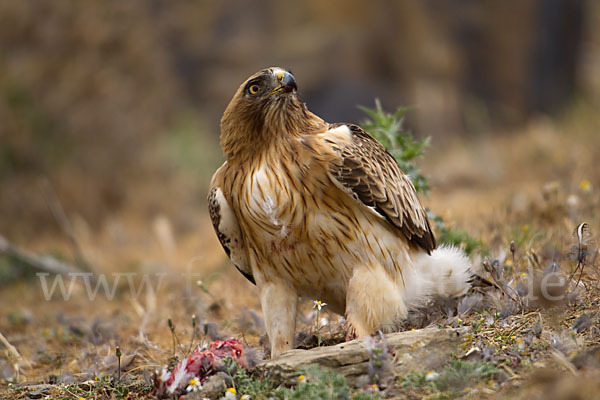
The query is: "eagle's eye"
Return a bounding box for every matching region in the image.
[248,84,261,95]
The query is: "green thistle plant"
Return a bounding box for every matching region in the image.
[359,100,485,256]
[359,99,430,194]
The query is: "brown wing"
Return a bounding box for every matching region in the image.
[208,167,255,284]
[326,124,436,253]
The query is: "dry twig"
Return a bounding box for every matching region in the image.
[0,331,31,369]
[40,178,94,273]
[0,234,97,285]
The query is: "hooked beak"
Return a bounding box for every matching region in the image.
[269,70,297,96]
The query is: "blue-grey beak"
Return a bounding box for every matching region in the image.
[280,71,297,92]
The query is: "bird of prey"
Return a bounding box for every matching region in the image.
[208,67,475,358]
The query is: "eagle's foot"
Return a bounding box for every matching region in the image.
[344,320,358,341]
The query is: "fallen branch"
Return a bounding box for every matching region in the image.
[0,234,97,285]
[0,330,31,369]
[256,327,470,387]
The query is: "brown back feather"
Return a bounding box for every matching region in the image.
[328,124,436,253]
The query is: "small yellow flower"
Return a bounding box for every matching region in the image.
[298,375,306,383]
[227,387,237,394]
[78,398,86,400]
[521,272,527,278]
[580,180,591,192]
[505,259,513,267]
[522,224,530,233]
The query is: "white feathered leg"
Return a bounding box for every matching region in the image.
[259,280,298,358]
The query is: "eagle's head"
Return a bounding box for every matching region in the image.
[220,67,325,159]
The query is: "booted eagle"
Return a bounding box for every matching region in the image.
[209,67,474,358]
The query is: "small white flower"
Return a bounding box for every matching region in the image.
[425,371,439,381]
[223,387,237,400]
[366,384,379,393]
[313,300,327,311]
[240,395,251,400]
[186,378,202,392]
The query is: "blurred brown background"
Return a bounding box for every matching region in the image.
[0,0,598,239]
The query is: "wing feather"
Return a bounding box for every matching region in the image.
[326,123,436,253]
[208,171,254,284]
